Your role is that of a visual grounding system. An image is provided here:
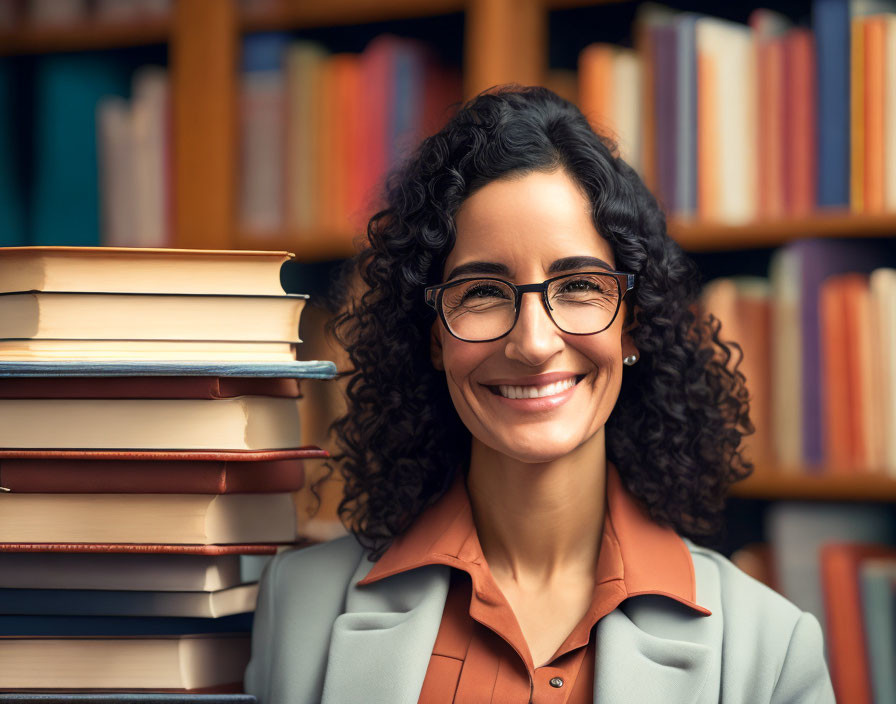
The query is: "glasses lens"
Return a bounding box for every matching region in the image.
[441,279,516,341]
[547,273,621,334]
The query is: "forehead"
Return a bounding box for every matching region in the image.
[445,169,615,277]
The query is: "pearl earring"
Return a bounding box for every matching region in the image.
[623,354,638,366]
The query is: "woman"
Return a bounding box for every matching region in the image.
[245,86,834,703]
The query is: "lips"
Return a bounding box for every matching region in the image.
[482,373,585,400]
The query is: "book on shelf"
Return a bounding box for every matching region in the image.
[587,1,896,223]
[820,543,896,704]
[0,583,259,619]
[859,557,896,704]
[239,33,289,235]
[0,396,303,450]
[285,41,327,232]
[97,67,171,248]
[239,32,461,241]
[0,447,326,494]
[700,276,773,467]
[28,55,131,247]
[0,290,306,343]
[0,63,25,247]
[0,549,279,592]
[578,43,642,172]
[0,492,298,544]
[0,633,249,691]
[767,502,896,630]
[0,247,295,297]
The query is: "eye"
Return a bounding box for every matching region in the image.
[556,276,614,296]
[459,282,511,302]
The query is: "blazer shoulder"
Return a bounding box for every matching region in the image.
[683,539,834,703]
[267,534,366,590]
[245,535,368,704]
[685,538,803,623]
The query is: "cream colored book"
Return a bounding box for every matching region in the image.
[770,247,803,470]
[0,291,305,342]
[0,396,302,450]
[0,634,250,690]
[0,338,297,362]
[885,16,896,210]
[870,268,896,476]
[0,492,297,544]
[695,17,758,224]
[0,246,294,295]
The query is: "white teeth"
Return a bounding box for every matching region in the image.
[497,377,576,400]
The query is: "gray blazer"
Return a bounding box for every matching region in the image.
[244,534,835,703]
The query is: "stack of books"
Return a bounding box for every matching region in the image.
[0,246,337,696]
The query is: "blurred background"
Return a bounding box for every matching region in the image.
[1,0,895,701]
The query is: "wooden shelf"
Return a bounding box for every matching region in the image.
[241,211,896,260]
[670,211,896,252]
[240,0,464,31]
[0,18,170,55]
[729,471,896,501]
[236,231,359,261]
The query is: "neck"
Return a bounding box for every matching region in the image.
[465,429,607,587]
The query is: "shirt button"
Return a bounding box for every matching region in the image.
[549,677,564,688]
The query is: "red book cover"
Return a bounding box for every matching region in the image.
[0,447,327,493]
[820,543,896,704]
[784,28,817,216]
[820,276,851,471]
[360,36,396,220]
[0,376,301,400]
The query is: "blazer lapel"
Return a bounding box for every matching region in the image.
[321,556,451,704]
[594,605,713,704]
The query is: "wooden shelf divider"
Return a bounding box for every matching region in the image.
[240,0,464,31]
[670,211,896,251]
[730,471,896,501]
[0,18,170,55]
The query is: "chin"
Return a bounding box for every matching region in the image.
[485,434,586,465]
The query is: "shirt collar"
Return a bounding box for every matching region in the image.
[358,463,711,616]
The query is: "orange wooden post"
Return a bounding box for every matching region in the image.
[170,0,239,249]
[464,0,547,99]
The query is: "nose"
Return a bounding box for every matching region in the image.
[503,290,564,366]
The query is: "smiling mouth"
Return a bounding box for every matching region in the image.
[487,375,585,400]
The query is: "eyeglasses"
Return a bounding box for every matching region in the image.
[424,271,636,342]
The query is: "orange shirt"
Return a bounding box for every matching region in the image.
[359,465,711,703]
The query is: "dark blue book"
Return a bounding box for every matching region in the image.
[0,613,253,636]
[29,54,130,246]
[0,697,256,704]
[0,60,26,246]
[813,0,850,208]
[390,40,426,166]
[0,359,337,379]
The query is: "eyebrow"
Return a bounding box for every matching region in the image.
[445,256,614,281]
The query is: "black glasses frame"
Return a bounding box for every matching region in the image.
[424,271,636,342]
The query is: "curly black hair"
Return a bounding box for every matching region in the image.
[329,85,753,559]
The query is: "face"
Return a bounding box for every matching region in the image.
[430,168,637,464]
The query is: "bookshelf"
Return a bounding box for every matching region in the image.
[0,18,170,55]
[4,0,896,503]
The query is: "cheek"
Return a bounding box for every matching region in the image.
[441,339,488,391]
